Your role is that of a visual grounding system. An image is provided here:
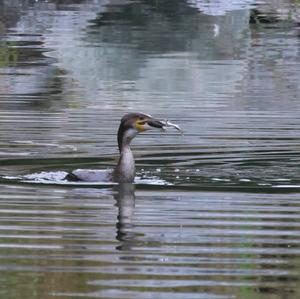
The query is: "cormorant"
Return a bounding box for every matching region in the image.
[65,112,180,183]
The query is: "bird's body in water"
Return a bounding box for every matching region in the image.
[65,112,181,183]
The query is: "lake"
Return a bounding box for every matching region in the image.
[0,0,300,298]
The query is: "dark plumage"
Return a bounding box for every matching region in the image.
[65,112,165,183]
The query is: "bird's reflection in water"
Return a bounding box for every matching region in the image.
[114,183,137,251]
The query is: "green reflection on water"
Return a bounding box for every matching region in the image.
[0,42,18,67]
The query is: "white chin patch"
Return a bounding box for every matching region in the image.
[125,128,139,139]
[143,123,153,131]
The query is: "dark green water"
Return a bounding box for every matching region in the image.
[1,0,300,298]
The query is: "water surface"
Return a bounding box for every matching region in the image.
[0,0,300,298]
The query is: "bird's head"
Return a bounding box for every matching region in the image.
[117,112,165,151]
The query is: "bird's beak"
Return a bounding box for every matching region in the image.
[147,118,182,133]
[135,116,182,133]
[146,118,165,129]
[135,117,164,132]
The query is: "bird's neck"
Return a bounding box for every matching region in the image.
[114,127,138,183]
[114,144,135,183]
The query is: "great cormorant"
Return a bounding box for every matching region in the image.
[65,112,180,183]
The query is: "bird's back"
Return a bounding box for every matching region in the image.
[65,169,113,182]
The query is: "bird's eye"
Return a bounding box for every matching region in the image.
[139,121,146,125]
